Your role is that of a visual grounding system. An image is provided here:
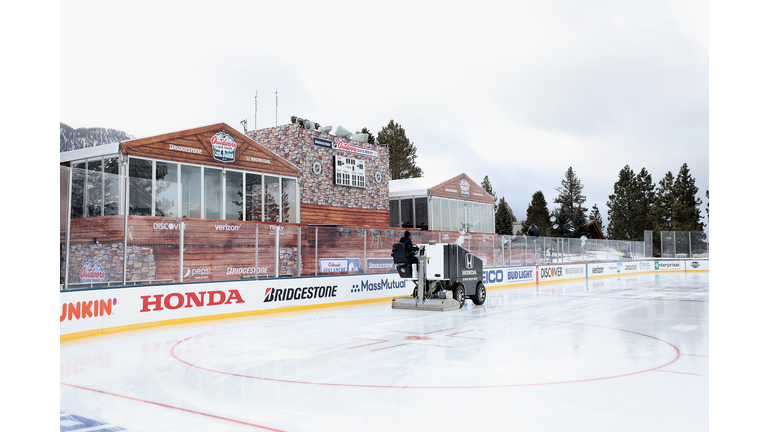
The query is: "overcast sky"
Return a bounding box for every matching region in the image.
[60,0,709,232]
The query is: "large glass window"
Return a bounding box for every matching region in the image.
[204,167,222,219]
[246,173,262,221]
[458,201,466,232]
[480,203,487,233]
[86,159,103,217]
[282,178,297,223]
[155,162,178,217]
[431,198,441,231]
[389,200,400,227]
[401,198,414,228]
[415,197,429,230]
[71,162,85,219]
[264,175,280,222]
[103,157,120,216]
[226,170,243,221]
[441,199,449,231]
[129,158,152,216]
[487,205,494,233]
[449,200,458,232]
[181,165,201,218]
[472,202,481,232]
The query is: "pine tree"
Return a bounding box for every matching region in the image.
[606,165,635,240]
[356,127,377,145]
[521,191,551,236]
[481,175,498,210]
[631,167,656,240]
[672,163,703,231]
[377,120,423,179]
[554,167,587,220]
[589,204,604,237]
[652,171,676,232]
[495,197,516,235]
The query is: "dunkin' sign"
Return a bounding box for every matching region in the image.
[211,132,237,162]
[80,261,106,283]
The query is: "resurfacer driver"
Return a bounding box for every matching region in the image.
[399,231,422,265]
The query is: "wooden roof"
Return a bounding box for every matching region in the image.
[121,123,300,177]
[587,220,605,239]
[428,173,496,204]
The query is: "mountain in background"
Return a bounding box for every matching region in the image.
[60,122,135,152]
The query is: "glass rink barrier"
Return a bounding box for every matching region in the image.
[60,166,707,290]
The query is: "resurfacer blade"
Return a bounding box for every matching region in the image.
[391,296,460,312]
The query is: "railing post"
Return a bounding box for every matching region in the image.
[363,229,367,274]
[255,225,259,280]
[297,226,302,277]
[315,227,318,276]
[64,167,72,291]
[275,226,280,278]
[179,218,184,283]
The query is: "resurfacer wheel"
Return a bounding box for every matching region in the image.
[454,285,466,308]
[472,283,486,305]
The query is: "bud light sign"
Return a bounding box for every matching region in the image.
[211,132,237,163]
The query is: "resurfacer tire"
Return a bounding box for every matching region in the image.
[454,285,466,308]
[472,283,486,305]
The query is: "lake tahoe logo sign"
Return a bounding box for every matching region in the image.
[211,132,237,163]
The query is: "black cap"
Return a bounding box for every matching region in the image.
[404,231,411,237]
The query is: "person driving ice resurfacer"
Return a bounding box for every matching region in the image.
[391,231,422,278]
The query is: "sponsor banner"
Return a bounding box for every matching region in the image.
[538,264,586,283]
[259,277,346,311]
[79,261,106,283]
[588,262,646,276]
[366,258,396,272]
[349,275,411,300]
[686,260,709,271]
[482,267,535,286]
[654,261,685,271]
[59,290,113,335]
[320,258,361,273]
[332,140,379,157]
[211,132,237,163]
[313,138,332,149]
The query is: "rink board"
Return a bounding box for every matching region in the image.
[60,260,707,341]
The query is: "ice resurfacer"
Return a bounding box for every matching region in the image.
[390,241,486,311]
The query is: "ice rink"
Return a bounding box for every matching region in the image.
[60,272,709,431]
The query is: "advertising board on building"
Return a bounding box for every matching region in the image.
[319,258,361,273]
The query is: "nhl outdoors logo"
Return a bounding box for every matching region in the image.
[691,262,700,268]
[375,171,382,183]
[312,161,323,176]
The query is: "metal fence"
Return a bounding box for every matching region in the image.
[61,165,701,290]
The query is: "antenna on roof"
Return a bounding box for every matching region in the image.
[275,88,278,127]
[240,119,247,133]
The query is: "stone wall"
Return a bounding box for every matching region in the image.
[250,124,390,211]
[65,243,157,285]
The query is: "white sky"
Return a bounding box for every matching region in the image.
[59,0,710,232]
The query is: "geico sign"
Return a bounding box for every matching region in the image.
[483,270,504,284]
[140,290,244,312]
[61,298,116,322]
[540,267,563,278]
[153,222,185,230]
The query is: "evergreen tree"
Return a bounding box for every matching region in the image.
[521,191,551,236]
[606,165,635,240]
[672,163,704,231]
[631,167,656,240]
[554,167,587,220]
[652,171,677,232]
[356,127,377,145]
[571,205,589,238]
[377,120,423,179]
[495,197,516,235]
[480,175,498,210]
[705,189,709,226]
[589,204,604,237]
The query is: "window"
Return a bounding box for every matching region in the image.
[70,162,86,219]
[449,200,457,232]
[181,165,201,218]
[246,173,262,221]
[431,198,441,231]
[415,198,429,230]
[282,178,297,223]
[129,158,152,216]
[156,162,178,217]
[401,198,414,228]
[480,203,487,233]
[86,159,103,217]
[204,168,222,219]
[264,175,280,222]
[389,200,400,227]
[226,170,243,221]
[441,198,449,232]
[103,157,120,215]
[458,201,466,232]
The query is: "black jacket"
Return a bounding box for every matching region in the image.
[399,236,419,253]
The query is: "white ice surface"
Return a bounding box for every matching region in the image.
[60,272,709,432]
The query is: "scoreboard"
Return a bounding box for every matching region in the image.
[334,156,366,188]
